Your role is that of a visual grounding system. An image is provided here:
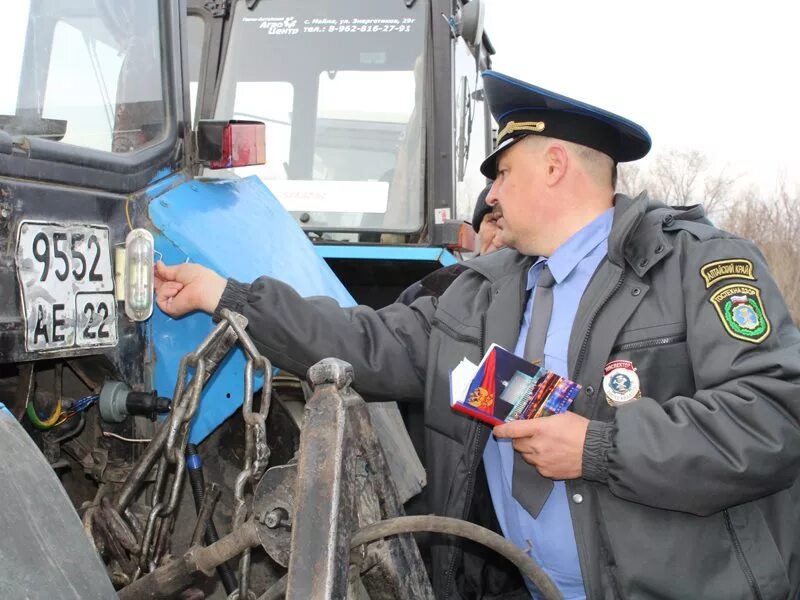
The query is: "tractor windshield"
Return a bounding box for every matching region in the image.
[212,0,427,235]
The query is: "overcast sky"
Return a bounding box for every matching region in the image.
[483,0,800,195]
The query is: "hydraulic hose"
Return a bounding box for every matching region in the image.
[258,515,562,600]
[185,443,238,594]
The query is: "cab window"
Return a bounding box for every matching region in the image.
[1,0,166,154]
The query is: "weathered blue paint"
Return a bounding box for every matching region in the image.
[143,170,189,200]
[148,176,354,443]
[314,244,458,266]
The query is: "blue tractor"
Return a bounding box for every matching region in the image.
[0,1,551,599]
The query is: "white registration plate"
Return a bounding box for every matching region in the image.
[15,221,118,352]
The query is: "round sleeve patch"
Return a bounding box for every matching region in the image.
[708,283,771,343]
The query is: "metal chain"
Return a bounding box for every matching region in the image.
[134,310,272,588]
[225,310,272,600]
[139,352,208,571]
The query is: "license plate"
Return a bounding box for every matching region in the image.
[15,221,118,352]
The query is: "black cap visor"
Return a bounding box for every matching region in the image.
[480,134,527,179]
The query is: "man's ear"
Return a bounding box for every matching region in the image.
[544,143,568,186]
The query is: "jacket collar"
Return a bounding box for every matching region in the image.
[463,192,709,281]
[464,246,533,283]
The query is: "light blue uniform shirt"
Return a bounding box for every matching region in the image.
[483,208,614,599]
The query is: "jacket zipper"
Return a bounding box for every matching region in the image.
[573,268,625,381]
[442,314,488,599]
[431,316,481,345]
[724,510,763,600]
[611,333,686,354]
[569,266,624,600]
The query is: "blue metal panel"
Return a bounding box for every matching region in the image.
[149,176,355,443]
[145,170,189,199]
[315,244,458,266]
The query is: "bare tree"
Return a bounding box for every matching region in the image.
[618,147,735,214]
[617,162,643,197]
[701,168,736,217]
[721,179,800,322]
[651,149,708,205]
[617,147,798,322]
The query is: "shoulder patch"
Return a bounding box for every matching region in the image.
[700,259,756,288]
[708,283,770,343]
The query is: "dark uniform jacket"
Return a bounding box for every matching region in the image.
[216,193,800,599]
[396,263,468,306]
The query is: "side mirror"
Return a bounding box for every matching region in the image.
[457,0,485,47]
[195,120,266,169]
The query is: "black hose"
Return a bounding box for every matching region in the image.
[185,443,238,594]
[257,515,562,600]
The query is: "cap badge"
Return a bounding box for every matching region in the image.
[603,360,641,407]
[497,120,546,144]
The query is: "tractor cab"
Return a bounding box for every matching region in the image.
[189,0,495,306]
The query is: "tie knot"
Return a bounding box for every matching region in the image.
[537,264,555,289]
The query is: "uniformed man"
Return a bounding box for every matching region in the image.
[154,71,800,599]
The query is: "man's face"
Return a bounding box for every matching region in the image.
[487,139,552,255]
[477,210,505,255]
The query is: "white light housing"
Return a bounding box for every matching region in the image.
[124,228,155,321]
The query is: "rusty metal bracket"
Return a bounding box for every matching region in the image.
[253,462,296,568]
[285,358,434,599]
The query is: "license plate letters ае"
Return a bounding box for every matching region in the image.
[15,221,118,352]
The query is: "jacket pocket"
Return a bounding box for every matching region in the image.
[595,488,789,600]
[607,332,694,404]
[724,503,791,600]
[611,333,686,353]
[427,313,482,443]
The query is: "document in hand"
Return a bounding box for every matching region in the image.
[450,344,580,426]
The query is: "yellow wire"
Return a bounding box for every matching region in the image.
[125,197,134,231]
[37,397,62,428]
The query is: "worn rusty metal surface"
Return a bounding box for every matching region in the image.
[118,521,260,600]
[365,401,426,505]
[285,357,434,600]
[348,387,434,600]
[253,462,296,568]
[285,358,356,599]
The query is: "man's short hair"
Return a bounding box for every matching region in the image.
[522,135,616,189]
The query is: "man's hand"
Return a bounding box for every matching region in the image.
[154,262,227,318]
[493,412,590,480]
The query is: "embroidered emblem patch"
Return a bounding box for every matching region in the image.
[700,259,755,288]
[709,284,771,343]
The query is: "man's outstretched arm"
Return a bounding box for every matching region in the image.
[154,262,434,401]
